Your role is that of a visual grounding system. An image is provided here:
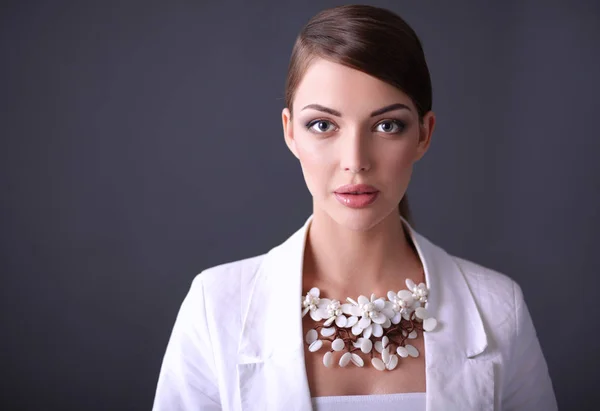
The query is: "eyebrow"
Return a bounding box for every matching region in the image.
[301,103,411,117]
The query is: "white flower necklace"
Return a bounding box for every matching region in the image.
[302,278,437,371]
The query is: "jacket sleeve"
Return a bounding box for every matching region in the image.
[152,274,221,410]
[502,282,558,411]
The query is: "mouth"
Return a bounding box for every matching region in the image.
[333,184,380,209]
[338,191,377,195]
[334,184,379,195]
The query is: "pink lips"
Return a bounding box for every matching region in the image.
[334,184,379,209]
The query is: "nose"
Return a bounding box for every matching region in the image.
[340,128,371,174]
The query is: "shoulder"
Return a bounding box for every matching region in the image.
[450,255,526,334]
[185,253,266,331]
[170,254,266,329]
[451,255,522,303]
[195,253,265,291]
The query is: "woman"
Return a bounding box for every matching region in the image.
[153,5,557,410]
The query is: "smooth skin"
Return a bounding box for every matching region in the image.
[282,58,436,396]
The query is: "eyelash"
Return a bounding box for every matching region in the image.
[304,119,407,135]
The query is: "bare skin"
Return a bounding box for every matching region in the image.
[282,58,436,397]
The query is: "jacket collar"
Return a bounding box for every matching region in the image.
[236,214,490,410]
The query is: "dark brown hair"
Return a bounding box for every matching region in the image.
[284,5,433,226]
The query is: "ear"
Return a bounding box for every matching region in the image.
[414,111,435,162]
[282,107,299,159]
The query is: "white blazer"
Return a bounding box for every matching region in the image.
[153,215,557,411]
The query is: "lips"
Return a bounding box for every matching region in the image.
[334,191,379,208]
[334,184,379,194]
[333,184,380,209]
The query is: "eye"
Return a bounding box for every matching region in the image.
[306,119,337,134]
[375,120,405,134]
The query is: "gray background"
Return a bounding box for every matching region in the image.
[1,1,599,410]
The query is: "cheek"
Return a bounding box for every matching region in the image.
[390,150,415,175]
[295,140,334,195]
[376,140,418,188]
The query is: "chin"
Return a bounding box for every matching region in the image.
[320,203,396,232]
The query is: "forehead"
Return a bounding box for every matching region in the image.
[293,58,415,114]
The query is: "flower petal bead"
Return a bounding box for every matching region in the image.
[339,352,352,367]
[335,315,348,327]
[321,327,335,337]
[351,324,363,336]
[406,279,416,291]
[323,351,333,368]
[309,340,323,352]
[302,307,310,317]
[415,307,429,320]
[372,323,383,337]
[382,318,392,329]
[423,317,438,332]
[387,290,396,301]
[405,344,419,358]
[374,341,383,353]
[346,297,358,306]
[363,325,373,339]
[373,299,385,311]
[371,312,387,324]
[346,316,358,328]
[382,306,395,319]
[397,346,409,358]
[397,289,414,302]
[309,309,322,321]
[386,354,399,370]
[341,303,355,315]
[360,338,373,354]
[309,287,320,297]
[317,307,330,320]
[305,329,318,345]
[353,338,365,349]
[351,353,364,367]
[382,347,390,364]
[358,295,369,305]
[372,358,386,371]
[408,330,418,339]
[382,336,389,348]
[358,317,371,329]
[391,313,402,324]
[332,338,345,352]
[323,316,336,327]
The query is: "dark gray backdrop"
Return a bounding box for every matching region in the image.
[1,1,599,410]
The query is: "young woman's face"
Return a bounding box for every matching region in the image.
[282,58,435,231]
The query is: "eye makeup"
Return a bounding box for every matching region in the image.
[303,118,408,135]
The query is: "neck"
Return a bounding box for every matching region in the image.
[304,208,419,292]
